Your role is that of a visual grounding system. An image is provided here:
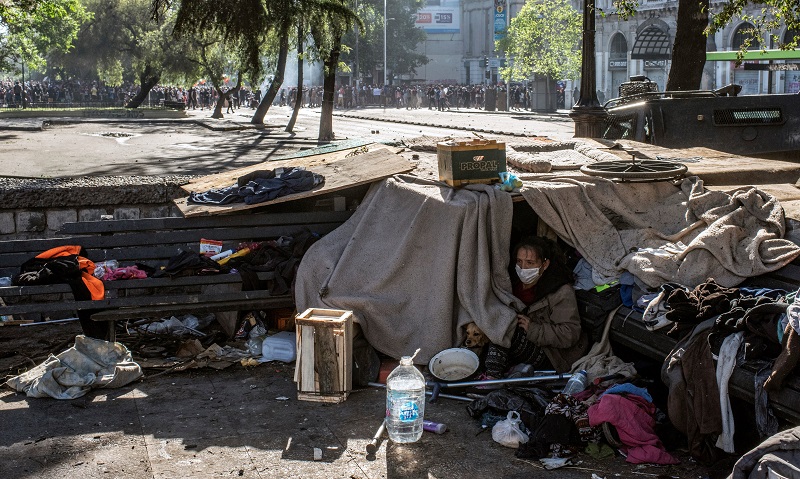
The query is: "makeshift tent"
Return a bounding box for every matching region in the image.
[295,175,523,363]
[295,173,800,362]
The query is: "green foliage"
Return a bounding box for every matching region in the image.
[169,0,361,84]
[497,0,581,81]
[0,0,90,73]
[339,0,428,82]
[56,0,199,85]
[97,59,125,86]
[707,0,800,63]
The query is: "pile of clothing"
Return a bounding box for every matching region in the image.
[467,380,680,466]
[634,279,799,463]
[188,166,324,206]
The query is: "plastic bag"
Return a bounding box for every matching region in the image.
[93,260,119,278]
[491,411,529,448]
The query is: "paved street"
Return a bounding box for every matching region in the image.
[0,105,574,178]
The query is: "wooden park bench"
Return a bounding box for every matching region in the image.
[605,260,800,425]
[0,211,352,341]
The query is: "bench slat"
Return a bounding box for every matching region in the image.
[0,222,343,255]
[0,290,287,315]
[91,297,294,322]
[0,271,277,297]
[58,211,352,235]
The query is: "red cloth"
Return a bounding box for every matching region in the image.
[36,245,104,300]
[588,393,679,465]
[513,281,537,307]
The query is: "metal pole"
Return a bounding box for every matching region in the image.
[506,3,510,112]
[367,382,475,402]
[383,0,387,87]
[569,0,605,138]
[355,0,359,93]
[427,373,567,389]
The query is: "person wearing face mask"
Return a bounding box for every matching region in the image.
[484,236,589,378]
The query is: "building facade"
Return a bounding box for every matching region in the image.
[413,0,798,97]
[414,0,526,85]
[593,0,799,99]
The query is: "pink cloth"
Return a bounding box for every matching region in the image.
[102,266,148,281]
[588,393,679,465]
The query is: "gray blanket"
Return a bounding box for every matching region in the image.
[6,335,142,400]
[521,176,800,288]
[295,175,522,364]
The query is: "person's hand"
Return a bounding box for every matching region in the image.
[517,314,531,333]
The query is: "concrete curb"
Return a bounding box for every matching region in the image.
[331,111,547,138]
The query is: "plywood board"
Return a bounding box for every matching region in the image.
[181,142,397,194]
[175,148,414,217]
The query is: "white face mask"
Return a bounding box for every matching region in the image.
[516,265,541,284]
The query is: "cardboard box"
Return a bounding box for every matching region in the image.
[437,138,506,187]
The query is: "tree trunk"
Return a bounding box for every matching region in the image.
[126,64,160,108]
[211,72,242,119]
[286,23,304,133]
[666,0,709,90]
[251,19,291,125]
[318,34,343,142]
[212,86,225,119]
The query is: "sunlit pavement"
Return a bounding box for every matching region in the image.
[182,103,577,142]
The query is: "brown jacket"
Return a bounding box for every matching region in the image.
[523,283,589,373]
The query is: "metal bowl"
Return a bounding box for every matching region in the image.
[428,348,480,382]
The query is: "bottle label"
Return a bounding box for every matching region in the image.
[388,391,420,422]
[397,401,419,422]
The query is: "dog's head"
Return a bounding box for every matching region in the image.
[463,322,489,349]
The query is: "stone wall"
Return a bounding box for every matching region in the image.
[0,175,197,240]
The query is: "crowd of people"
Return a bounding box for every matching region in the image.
[276,82,569,111]
[1,77,570,112]
[0,78,266,111]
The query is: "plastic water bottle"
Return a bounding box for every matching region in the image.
[562,370,588,395]
[386,350,426,443]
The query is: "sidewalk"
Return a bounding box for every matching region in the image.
[0,323,702,479]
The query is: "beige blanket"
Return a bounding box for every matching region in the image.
[521,176,800,288]
[295,175,522,364]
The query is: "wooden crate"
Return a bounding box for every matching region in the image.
[294,308,353,403]
[437,138,506,187]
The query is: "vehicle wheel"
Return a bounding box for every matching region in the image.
[580,159,687,181]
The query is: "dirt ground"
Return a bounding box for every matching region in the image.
[0,319,742,479]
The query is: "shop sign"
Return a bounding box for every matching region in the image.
[609,59,628,69]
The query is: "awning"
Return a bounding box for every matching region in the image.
[706,49,800,61]
[631,25,672,60]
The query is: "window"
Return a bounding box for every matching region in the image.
[610,33,628,60]
[733,23,760,50]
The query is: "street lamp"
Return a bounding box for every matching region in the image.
[355,0,359,90]
[383,0,387,86]
[569,0,606,138]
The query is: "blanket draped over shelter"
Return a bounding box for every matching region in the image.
[521,176,800,288]
[6,335,142,400]
[295,175,522,363]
